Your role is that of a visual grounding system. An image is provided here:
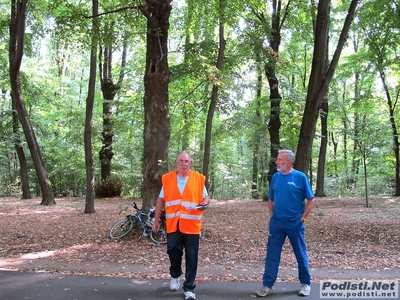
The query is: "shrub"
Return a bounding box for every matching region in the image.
[95,176,123,198]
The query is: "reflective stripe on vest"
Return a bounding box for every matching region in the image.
[165,199,182,220]
[181,213,202,221]
[181,200,195,209]
[165,199,181,207]
[162,170,206,234]
[166,211,181,219]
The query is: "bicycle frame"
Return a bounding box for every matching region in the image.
[132,207,152,235]
[109,202,166,244]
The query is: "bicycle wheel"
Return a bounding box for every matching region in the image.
[109,217,135,238]
[150,227,167,244]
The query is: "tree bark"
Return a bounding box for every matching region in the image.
[140,0,172,210]
[84,0,99,214]
[352,41,360,183]
[98,31,127,181]
[12,100,31,199]
[315,1,330,197]
[315,99,328,196]
[295,0,359,173]
[251,50,263,200]
[99,46,116,181]
[249,0,289,189]
[379,70,400,196]
[265,0,288,184]
[9,0,54,205]
[203,17,226,187]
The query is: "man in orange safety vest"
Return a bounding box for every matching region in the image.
[152,150,210,300]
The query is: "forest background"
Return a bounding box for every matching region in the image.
[0,0,399,210]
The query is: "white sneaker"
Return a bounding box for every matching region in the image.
[255,285,275,297]
[184,291,196,300]
[170,277,180,291]
[299,284,311,296]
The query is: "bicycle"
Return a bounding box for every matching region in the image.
[109,202,167,244]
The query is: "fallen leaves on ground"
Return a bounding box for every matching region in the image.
[0,196,399,282]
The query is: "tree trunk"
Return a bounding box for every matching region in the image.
[9,0,55,205]
[12,100,31,199]
[99,90,113,181]
[140,0,172,210]
[180,0,194,152]
[379,70,400,196]
[260,150,269,200]
[330,131,338,176]
[203,18,226,187]
[84,0,99,214]
[251,50,263,200]
[315,98,328,197]
[352,71,360,185]
[295,0,359,173]
[99,28,127,181]
[315,1,330,197]
[265,0,286,184]
[99,46,115,181]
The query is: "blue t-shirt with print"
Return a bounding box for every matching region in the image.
[269,169,314,221]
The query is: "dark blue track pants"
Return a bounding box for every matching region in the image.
[262,217,311,287]
[167,230,200,292]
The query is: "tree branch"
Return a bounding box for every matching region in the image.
[85,5,141,19]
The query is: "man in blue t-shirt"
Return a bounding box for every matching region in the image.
[255,150,315,297]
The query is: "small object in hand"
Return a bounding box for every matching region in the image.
[196,203,209,209]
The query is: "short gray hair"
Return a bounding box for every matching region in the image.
[279,149,295,163]
[176,150,193,162]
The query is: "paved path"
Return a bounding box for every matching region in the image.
[0,270,398,300]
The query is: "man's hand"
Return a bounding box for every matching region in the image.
[196,203,209,211]
[152,221,160,233]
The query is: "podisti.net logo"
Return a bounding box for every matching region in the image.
[320,280,398,298]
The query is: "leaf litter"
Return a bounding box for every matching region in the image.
[0,196,399,282]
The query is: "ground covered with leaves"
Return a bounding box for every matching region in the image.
[0,196,399,282]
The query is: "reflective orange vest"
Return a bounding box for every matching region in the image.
[162,170,206,234]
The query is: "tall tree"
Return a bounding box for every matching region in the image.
[250,0,290,185]
[359,0,400,196]
[351,35,361,189]
[84,0,99,213]
[378,70,400,196]
[9,0,55,205]
[314,1,329,197]
[140,0,172,209]
[266,0,288,184]
[243,5,270,200]
[99,25,127,181]
[295,0,359,173]
[203,0,226,187]
[251,47,263,199]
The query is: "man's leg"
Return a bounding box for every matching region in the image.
[262,217,286,287]
[167,231,184,278]
[286,219,311,285]
[182,234,200,292]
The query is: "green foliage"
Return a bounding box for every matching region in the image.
[95,176,123,198]
[1,0,400,200]
[117,204,129,216]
